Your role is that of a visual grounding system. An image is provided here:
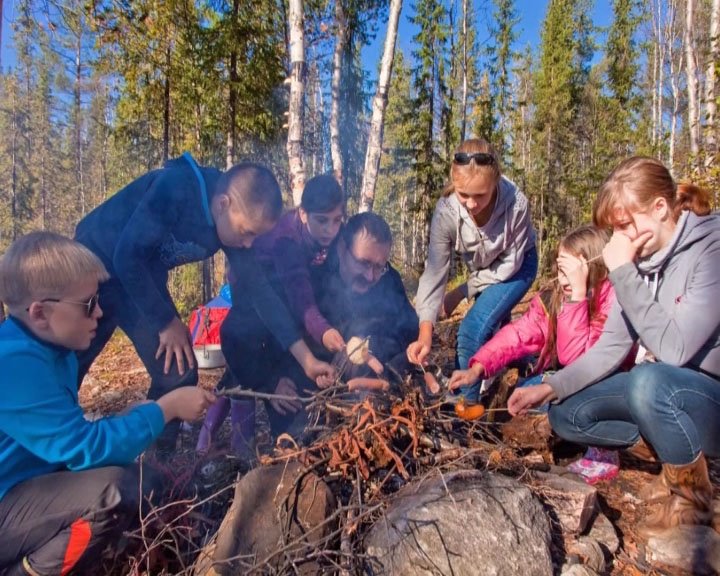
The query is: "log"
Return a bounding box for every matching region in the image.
[530,472,598,534]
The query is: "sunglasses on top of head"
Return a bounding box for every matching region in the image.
[453,152,495,166]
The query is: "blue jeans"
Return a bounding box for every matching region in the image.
[456,247,538,401]
[548,362,720,465]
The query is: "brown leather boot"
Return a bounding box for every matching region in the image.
[639,472,671,501]
[626,437,658,462]
[639,453,713,539]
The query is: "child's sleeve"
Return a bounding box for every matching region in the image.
[556,281,616,366]
[0,350,166,469]
[272,237,332,346]
[547,301,638,401]
[225,248,302,350]
[415,201,457,324]
[467,194,534,298]
[112,171,186,333]
[469,294,547,376]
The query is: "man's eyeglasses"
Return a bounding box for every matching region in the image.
[28,293,100,318]
[347,250,389,277]
[453,152,495,166]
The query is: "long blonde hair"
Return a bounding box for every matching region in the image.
[443,138,502,197]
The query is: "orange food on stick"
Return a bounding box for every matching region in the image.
[454,398,486,420]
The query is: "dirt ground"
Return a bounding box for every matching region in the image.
[80,323,719,576]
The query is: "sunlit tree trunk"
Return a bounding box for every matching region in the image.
[287,0,306,206]
[684,0,700,169]
[359,0,403,213]
[459,0,468,141]
[330,0,347,190]
[704,0,719,172]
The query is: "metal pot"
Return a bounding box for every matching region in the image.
[193,344,226,369]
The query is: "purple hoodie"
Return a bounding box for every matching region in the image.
[252,210,333,345]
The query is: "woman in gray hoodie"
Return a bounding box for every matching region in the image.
[407,138,537,402]
[508,156,719,537]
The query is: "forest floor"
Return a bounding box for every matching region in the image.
[79,297,719,576]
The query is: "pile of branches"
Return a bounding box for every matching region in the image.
[109,361,538,575]
[231,371,530,574]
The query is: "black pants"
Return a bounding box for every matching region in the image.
[0,466,154,575]
[220,302,312,436]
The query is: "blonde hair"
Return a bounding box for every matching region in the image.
[443,138,502,197]
[0,232,109,307]
[593,156,711,228]
[539,225,610,369]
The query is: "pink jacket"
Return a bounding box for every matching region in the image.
[469,279,616,377]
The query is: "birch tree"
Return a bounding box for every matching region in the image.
[330,0,348,190]
[359,0,403,212]
[684,0,700,168]
[703,0,719,171]
[287,0,307,206]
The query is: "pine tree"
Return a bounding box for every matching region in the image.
[487,0,519,158]
[409,0,449,268]
[532,0,595,264]
[374,50,415,270]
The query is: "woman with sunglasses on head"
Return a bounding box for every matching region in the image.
[407,138,538,402]
[508,157,720,537]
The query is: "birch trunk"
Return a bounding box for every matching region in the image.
[359,0,403,213]
[330,0,347,190]
[667,0,682,171]
[163,46,171,163]
[11,86,18,240]
[655,0,666,150]
[684,0,700,168]
[704,0,719,170]
[226,0,240,170]
[459,0,468,142]
[287,0,307,206]
[650,0,660,147]
[75,23,86,215]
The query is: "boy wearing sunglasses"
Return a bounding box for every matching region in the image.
[0,232,216,575]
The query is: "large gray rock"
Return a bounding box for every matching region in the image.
[194,461,336,576]
[646,525,720,575]
[364,469,553,575]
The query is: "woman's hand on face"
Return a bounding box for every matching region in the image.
[507,383,555,417]
[557,253,588,300]
[602,231,653,272]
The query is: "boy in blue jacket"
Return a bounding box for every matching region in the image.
[74,155,334,449]
[0,232,215,576]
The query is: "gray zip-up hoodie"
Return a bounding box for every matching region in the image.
[415,176,536,323]
[548,211,720,401]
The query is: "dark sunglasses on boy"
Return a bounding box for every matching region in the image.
[453,152,495,166]
[27,293,100,318]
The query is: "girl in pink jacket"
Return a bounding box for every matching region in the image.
[449,225,625,482]
[448,225,615,392]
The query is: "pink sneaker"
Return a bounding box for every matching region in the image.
[567,448,620,484]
